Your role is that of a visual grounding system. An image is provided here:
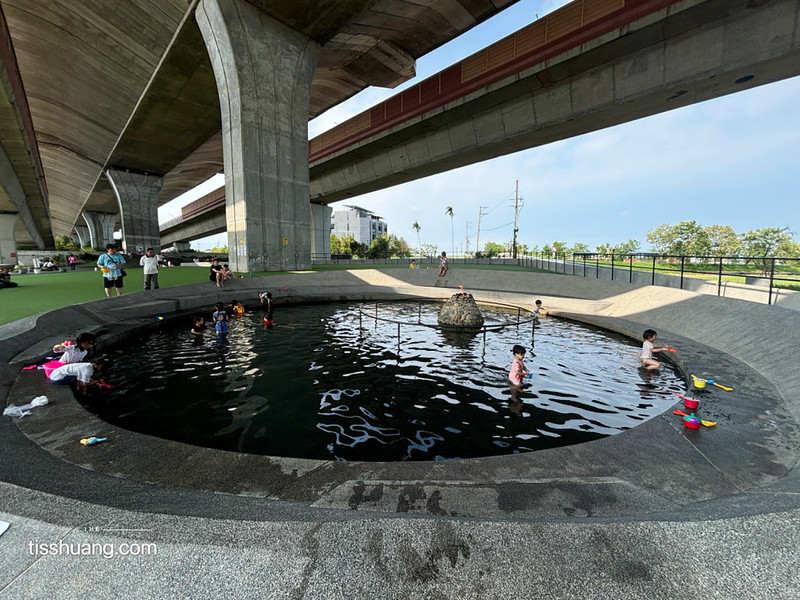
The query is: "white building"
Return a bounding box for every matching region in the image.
[331,205,387,246]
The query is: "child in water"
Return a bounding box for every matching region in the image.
[508,344,530,387]
[215,312,228,335]
[212,301,228,323]
[190,316,207,335]
[639,329,673,370]
[230,299,245,317]
[259,291,273,322]
[533,299,548,319]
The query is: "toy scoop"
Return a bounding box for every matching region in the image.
[672,410,716,427]
[705,379,733,391]
[80,437,107,446]
[691,375,732,391]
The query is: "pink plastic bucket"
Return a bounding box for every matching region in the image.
[42,360,65,378]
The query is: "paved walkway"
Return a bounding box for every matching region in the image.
[1,269,798,599]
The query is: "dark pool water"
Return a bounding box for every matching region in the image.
[85,301,684,461]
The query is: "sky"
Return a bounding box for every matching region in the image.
[160,0,800,254]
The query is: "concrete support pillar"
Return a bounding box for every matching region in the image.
[197,0,320,272]
[0,143,46,249]
[82,211,117,250]
[73,225,90,249]
[0,213,19,265]
[105,169,163,254]
[310,203,332,259]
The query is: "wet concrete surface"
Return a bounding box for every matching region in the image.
[1,270,798,598]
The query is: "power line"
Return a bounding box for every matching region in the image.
[482,221,514,232]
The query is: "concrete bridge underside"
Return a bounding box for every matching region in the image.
[308,0,800,203]
[0,0,517,266]
[160,0,800,253]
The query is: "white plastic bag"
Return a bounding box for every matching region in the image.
[3,395,49,418]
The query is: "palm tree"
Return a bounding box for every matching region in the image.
[445,206,454,257]
[412,221,421,255]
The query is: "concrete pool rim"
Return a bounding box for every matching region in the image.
[3,269,799,522]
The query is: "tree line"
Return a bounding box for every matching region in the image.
[332,222,799,261]
[541,222,798,259]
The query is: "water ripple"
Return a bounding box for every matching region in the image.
[90,302,685,461]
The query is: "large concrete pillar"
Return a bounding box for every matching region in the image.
[0,143,46,250]
[73,224,89,249]
[82,211,117,250]
[310,203,332,259]
[196,0,320,272]
[105,169,163,254]
[0,212,19,265]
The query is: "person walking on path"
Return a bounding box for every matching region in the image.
[438,252,448,277]
[97,244,126,297]
[67,254,77,271]
[140,248,160,290]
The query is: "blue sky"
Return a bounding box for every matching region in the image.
[161,0,800,253]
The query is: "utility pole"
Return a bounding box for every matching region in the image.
[476,206,488,256]
[465,222,471,255]
[512,180,523,259]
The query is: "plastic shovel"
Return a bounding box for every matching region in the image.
[706,380,733,391]
[672,410,717,427]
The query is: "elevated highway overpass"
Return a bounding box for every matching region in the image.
[0,0,518,265]
[161,0,800,250]
[3,0,800,271]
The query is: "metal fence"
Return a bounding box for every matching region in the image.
[312,252,800,305]
[541,252,800,305]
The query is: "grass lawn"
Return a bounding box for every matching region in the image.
[3,267,215,325]
[4,262,543,326]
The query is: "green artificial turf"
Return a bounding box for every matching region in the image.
[3,267,214,325]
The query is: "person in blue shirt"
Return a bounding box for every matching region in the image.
[97,244,126,297]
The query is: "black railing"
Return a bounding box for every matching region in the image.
[569,252,800,305]
[311,251,800,304]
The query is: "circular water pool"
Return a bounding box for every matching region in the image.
[86,301,684,461]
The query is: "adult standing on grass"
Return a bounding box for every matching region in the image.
[97,243,126,297]
[140,247,160,290]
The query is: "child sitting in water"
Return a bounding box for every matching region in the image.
[508,344,530,387]
[639,329,673,371]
